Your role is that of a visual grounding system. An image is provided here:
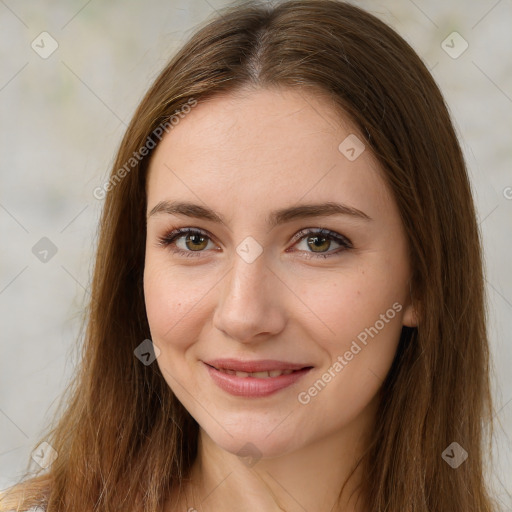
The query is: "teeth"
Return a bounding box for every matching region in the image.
[252,371,270,378]
[218,368,297,378]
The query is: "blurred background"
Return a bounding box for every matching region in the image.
[0,0,511,508]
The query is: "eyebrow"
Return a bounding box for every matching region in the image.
[147,200,372,227]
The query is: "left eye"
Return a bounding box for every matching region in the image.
[291,228,352,258]
[157,227,352,259]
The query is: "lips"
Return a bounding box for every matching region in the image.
[213,368,296,378]
[203,358,313,397]
[204,358,312,373]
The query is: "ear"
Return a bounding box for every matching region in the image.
[402,300,420,327]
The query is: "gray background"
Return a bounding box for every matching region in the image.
[1,0,511,508]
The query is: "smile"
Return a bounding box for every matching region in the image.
[203,360,313,397]
[214,368,296,378]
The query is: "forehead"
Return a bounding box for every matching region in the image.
[146,86,392,222]
[149,86,351,167]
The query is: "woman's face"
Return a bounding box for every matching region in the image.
[144,86,417,458]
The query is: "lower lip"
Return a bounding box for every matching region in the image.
[204,363,312,397]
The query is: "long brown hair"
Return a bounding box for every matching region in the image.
[1,1,497,510]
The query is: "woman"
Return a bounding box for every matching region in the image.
[0,0,497,510]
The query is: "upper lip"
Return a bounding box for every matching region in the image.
[204,358,313,373]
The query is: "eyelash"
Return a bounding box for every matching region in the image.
[156,227,353,259]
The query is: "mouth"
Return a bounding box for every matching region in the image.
[203,359,314,397]
[204,358,313,374]
[204,365,306,378]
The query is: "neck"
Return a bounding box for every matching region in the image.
[166,399,377,512]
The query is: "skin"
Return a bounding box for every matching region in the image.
[143,86,418,512]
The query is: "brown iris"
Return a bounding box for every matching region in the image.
[185,233,209,251]
[307,235,330,252]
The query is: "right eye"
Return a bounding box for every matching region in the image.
[157,227,219,257]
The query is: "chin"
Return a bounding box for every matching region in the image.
[203,419,305,462]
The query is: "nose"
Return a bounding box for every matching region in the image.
[212,251,287,344]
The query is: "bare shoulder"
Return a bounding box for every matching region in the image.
[0,490,45,512]
[0,506,45,512]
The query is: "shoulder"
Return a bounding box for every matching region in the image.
[0,481,49,511]
[0,508,44,512]
[0,490,45,512]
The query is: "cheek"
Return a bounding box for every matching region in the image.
[143,258,207,352]
[293,262,406,401]
[295,276,403,426]
[143,260,209,402]
[296,265,405,345]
